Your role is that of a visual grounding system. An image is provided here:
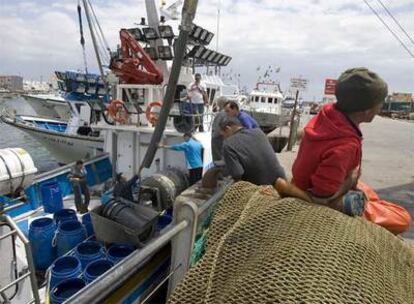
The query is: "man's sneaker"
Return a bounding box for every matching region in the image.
[343,190,366,217]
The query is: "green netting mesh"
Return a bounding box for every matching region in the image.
[168,182,414,304]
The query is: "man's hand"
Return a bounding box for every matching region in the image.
[158,143,165,149]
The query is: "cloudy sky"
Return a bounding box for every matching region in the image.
[1,0,414,99]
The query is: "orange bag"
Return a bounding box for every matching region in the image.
[357,181,412,235]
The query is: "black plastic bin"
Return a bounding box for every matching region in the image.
[90,199,159,247]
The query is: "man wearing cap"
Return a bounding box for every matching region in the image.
[289,67,411,226]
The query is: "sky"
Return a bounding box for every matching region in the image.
[1,0,414,100]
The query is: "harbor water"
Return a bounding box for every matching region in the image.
[0,95,59,172]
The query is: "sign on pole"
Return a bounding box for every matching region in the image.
[324,79,337,95]
[290,77,308,91]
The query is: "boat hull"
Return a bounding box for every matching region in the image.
[0,116,104,164]
[244,110,290,131]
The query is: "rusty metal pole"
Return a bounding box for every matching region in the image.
[287,89,299,151]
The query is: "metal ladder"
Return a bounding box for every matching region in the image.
[0,215,40,304]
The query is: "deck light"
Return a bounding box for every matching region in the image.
[157,46,174,60]
[212,53,224,64]
[200,29,209,41]
[207,50,217,61]
[205,32,214,44]
[191,25,203,39]
[144,47,159,60]
[186,45,205,59]
[127,28,145,42]
[158,25,174,39]
[222,56,232,66]
[142,27,158,40]
[201,49,212,60]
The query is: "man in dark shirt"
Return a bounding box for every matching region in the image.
[68,160,90,213]
[219,117,286,185]
[113,173,139,202]
[211,96,228,162]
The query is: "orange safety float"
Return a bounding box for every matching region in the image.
[145,101,162,125]
[107,99,129,124]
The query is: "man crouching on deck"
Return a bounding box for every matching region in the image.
[283,67,411,233]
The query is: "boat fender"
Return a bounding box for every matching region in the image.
[107,99,129,124]
[145,101,162,126]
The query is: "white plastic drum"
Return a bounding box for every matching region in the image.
[0,148,38,195]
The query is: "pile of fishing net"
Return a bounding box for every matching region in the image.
[168,182,414,304]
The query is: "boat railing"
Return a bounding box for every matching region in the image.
[0,215,40,304]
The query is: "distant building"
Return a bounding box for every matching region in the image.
[0,75,23,91]
[383,92,413,113]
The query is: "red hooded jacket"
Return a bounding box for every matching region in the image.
[292,103,362,197]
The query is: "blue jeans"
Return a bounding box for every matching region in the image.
[193,103,205,131]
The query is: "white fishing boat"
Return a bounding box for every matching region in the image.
[0,100,104,164]
[241,81,289,132]
[0,0,239,302]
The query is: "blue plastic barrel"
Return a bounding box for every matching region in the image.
[84,259,113,283]
[81,213,94,237]
[55,220,86,256]
[54,209,77,226]
[28,217,56,270]
[107,244,135,264]
[41,182,63,213]
[75,241,106,269]
[50,278,86,304]
[50,256,82,289]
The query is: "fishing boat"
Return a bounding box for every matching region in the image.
[0,100,105,164]
[241,81,290,132]
[0,0,235,303]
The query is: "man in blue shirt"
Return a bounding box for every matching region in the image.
[224,100,259,129]
[159,132,203,185]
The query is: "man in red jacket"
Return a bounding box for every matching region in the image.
[292,67,387,216]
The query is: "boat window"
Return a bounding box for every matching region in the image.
[268,98,273,103]
[255,96,259,102]
[261,97,266,103]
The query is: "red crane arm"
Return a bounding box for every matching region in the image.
[109,29,164,85]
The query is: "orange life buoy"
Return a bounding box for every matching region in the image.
[107,99,129,124]
[145,101,162,125]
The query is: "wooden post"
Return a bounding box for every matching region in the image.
[287,90,299,151]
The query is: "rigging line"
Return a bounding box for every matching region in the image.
[84,0,110,65]
[88,0,111,52]
[375,0,414,47]
[362,0,414,59]
[77,0,89,74]
[87,3,110,66]
[86,1,109,58]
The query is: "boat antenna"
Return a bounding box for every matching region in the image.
[77,1,89,74]
[216,0,221,51]
[82,0,110,97]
